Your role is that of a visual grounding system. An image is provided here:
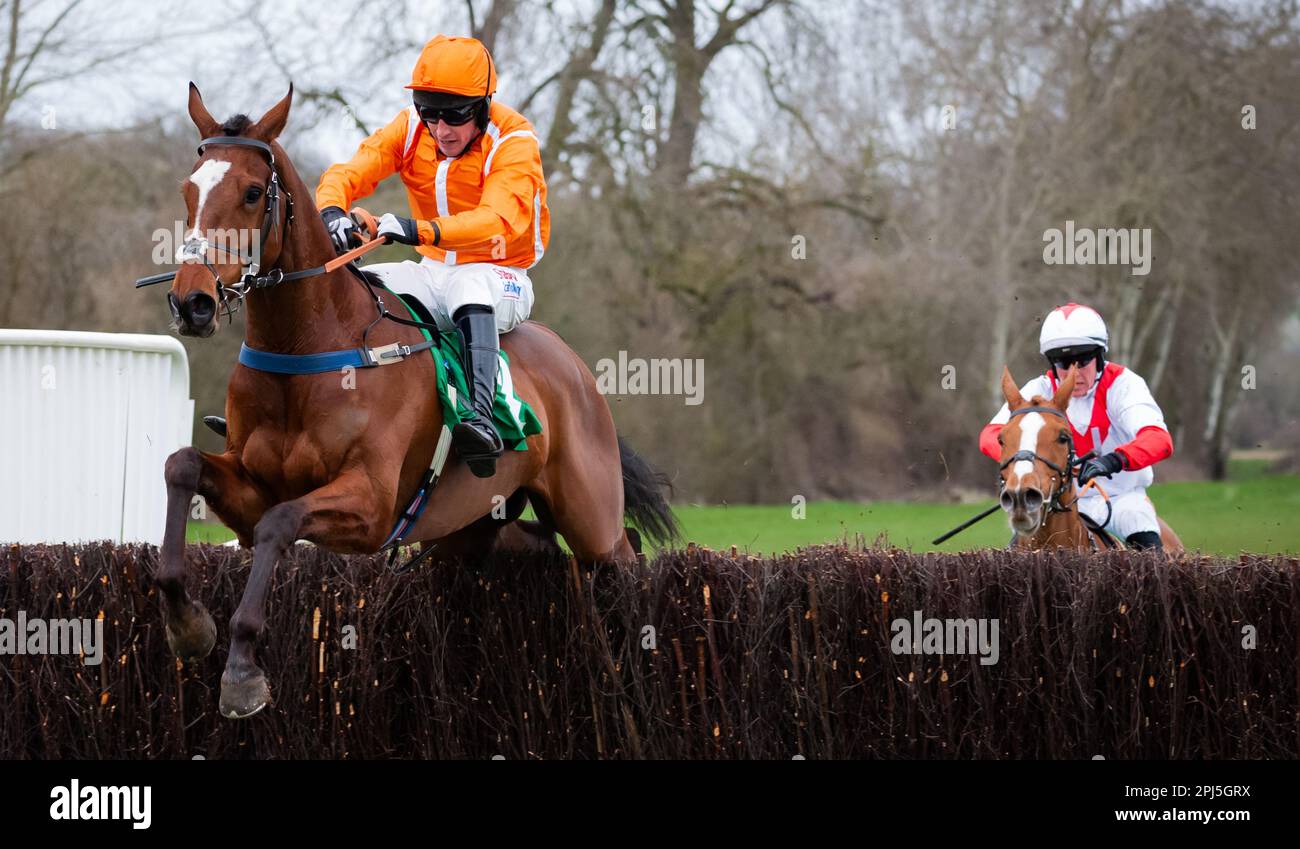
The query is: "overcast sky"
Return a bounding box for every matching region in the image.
[10,0,906,176]
[10,0,490,163]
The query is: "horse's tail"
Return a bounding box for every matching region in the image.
[618,436,680,548]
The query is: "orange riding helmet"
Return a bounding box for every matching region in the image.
[407,35,497,129]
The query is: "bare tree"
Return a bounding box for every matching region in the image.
[0,0,175,143]
[624,0,791,187]
[537,0,618,179]
[466,0,520,53]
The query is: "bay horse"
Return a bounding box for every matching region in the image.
[995,365,1182,554]
[153,84,678,719]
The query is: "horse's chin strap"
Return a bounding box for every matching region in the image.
[999,450,1074,515]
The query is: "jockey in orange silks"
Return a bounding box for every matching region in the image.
[316,34,549,478]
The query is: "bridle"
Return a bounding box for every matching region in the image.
[932,398,1112,549]
[143,135,359,320]
[929,401,1108,549]
[174,135,317,320]
[135,133,452,355]
[998,405,1082,516]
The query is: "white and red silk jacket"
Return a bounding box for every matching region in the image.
[979,362,1173,493]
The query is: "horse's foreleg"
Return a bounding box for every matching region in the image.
[220,473,383,719]
[157,447,217,660]
[158,448,267,661]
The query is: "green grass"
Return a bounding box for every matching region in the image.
[1226,456,1281,481]
[187,475,1300,557]
[674,475,1300,557]
[188,522,239,544]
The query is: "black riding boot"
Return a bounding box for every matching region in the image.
[452,305,505,478]
[203,416,227,437]
[1125,530,1163,551]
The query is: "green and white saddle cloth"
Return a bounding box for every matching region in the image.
[394,293,541,450]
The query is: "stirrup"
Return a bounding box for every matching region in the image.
[463,454,498,478]
[454,418,503,477]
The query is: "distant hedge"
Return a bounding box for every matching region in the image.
[1,542,1297,759]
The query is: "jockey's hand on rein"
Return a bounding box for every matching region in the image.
[1078,451,1125,485]
[377,213,435,246]
[321,206,360,254]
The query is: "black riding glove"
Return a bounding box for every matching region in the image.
[1079,451,1125,485]
[321,206,359,253]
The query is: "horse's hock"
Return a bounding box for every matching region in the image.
[2,542,1297,759]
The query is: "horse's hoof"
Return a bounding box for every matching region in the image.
[219,670,271,720]
[164,601,217,661]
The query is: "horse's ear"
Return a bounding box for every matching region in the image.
[1052,365,1077,409]
[1001,366,1025,409]
[248,84,293,142]
[188,82,220,139]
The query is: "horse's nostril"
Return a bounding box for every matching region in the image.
[184,292,216,326]
[999,490,1015,511]
[1023,488,1044,511]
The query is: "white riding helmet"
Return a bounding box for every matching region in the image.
[1039,302,1109,355]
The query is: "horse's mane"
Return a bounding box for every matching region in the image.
[220,114,253,136]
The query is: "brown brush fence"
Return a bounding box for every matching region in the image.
[1,542,1298,759]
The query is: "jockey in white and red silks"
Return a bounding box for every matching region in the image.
[979,302,1173,550]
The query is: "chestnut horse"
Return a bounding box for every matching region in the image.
[995,365,1182,554]
[153,85,677,719]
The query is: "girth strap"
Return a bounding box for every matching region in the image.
[238,338,438,374]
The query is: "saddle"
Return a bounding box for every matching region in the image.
[351,266,541,450]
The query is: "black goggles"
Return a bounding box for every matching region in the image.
[1049,351,1099,370]
[415,101,479,126]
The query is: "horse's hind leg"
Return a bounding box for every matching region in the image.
[157,448,265,661]
[421,491,562,563]
[496,518,563,556]
[220,472,385,719]
[531,455,636,565]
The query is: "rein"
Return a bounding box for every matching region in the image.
[135,137,391,312]
[133,135,449,359]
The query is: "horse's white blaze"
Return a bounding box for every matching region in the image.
[1010,412,1045,485]
[184,159,232,246]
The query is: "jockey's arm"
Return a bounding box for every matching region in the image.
[978,422,1003,461]
[1109,374,1173,471]
[406,135,542,250]
[315,110,408,213]
[1113,426,1173,470]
